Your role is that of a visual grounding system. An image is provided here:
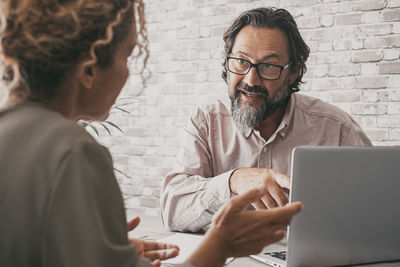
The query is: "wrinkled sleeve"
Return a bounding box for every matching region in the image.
[161,109,233,232]
[41,141,153,267]
[341,119,373,146]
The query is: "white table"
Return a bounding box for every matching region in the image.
[126,209,400,267]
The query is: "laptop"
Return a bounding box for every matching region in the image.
[250,146,400,267]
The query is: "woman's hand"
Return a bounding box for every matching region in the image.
[187,182,303,267]
[212,183,303,257]
[127,217,180,266]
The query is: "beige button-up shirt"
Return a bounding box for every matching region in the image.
[161,93,372,232]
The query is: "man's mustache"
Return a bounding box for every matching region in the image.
[235,83,269,98]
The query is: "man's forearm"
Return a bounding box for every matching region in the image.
[161,171,234,232]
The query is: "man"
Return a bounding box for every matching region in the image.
[161,7,371,232]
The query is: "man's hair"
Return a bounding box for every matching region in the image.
[0,0,148,102]
[222,7,310,93]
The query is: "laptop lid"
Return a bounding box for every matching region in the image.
[286,146,400,267]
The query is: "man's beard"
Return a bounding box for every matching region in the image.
[230,78,291,132]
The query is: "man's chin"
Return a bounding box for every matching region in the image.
[237,98,264,110]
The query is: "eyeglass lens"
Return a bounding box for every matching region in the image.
[228,58,282,80]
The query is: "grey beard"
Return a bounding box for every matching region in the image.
[231,97,268,132]
[230,84,290,132]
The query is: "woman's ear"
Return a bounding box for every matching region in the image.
[77,62,96,89]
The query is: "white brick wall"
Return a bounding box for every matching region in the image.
[97,0,400,215]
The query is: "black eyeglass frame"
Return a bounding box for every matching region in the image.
[226,56,291,81]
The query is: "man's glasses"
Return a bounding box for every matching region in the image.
[226,57,290,80]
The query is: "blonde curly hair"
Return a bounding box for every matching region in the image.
[0,0,148,104]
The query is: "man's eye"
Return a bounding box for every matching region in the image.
[262,63,274,69]
[237,59,247,65]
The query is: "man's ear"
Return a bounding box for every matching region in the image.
[77,62,96,89]
[289,65,300,85]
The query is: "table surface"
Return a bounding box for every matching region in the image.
[126,209,400,267]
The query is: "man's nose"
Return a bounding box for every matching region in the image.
[243,66,262,87]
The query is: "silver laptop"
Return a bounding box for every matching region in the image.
[251,146,400,267]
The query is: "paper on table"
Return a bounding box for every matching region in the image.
[157,233,234,265]
[157,233,204,264]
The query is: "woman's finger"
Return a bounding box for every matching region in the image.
[144,248,179,261]
[263,202,304,224]
[151,259,161,267]
[227,182,269,213]
[127,216,141,232]
[142,240,179,251]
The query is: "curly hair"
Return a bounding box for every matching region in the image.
[222,7,310,93]
[0,0,148,103]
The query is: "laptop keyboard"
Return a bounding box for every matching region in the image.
[264,251,287,260]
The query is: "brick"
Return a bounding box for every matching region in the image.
[351,50,384,62]
[341,76,356,89]
[211,26,227,37]
[365,129,389,140]
[378,61,400,74]
[176,28,201,39]
[314,51,352,64]
[362,90,379,102]
[311,77,342,90]
[320,14,334,27]
[174,9,201,20]
[353,0,386,11]
[355,76,388,88]
[311,2,350,14]
[309,64,329,77]
[121,185,143,197]
[360,63,379,75]
[296,16,321,29]
[389,129,400,141]
[382,35,400,47]
[318,41,334,51]
[291,0,320,6]
[351,103,386,115]
[301,28,343,41]
[334,38,364,51]
[383,9,400,21]
[384,49,400,60]
[359,116,378,128]
[387,75,400,87]
[387,102,400,114]
[364,37,383,49]
[329,63,360,77]
[388,0,400,8]
[139,197,160,208]
[359,24,393,36]
[331,90,361,102]
[332,102,352,114]
[335,13,362,25]
[200,6,235,16]
[374,140,400,145]
[377,115,400,127]
[362,11,383,24]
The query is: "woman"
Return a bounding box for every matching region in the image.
[0,0,303,267]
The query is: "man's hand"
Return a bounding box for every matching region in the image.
[229,168,290,209]
[127,217,180,266]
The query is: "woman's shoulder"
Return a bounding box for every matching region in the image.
[1,101,101,156]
